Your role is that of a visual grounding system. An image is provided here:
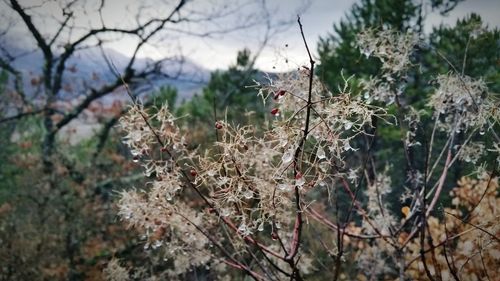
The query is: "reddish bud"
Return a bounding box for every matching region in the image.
[271,108,280,116]
[160,147,168,152]
[207,207,216,214]
[215,121,223,129]
[295,172,302,180]
[190,169,197,177]
[274,89,286,100]
[271,231,279,240]
[152,226,166,239]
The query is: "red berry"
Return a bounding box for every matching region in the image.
[190,169,197,177]
[274,90,286,100]
[271,231,279,240]
[215,121,223,129]
[271,108,279,116]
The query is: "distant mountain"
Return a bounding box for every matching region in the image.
[4,42,210,104]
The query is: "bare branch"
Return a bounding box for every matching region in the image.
[0,109,44,124]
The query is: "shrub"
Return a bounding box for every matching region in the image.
[115,18,499,281]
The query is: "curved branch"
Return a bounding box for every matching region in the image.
[0,109,44,124]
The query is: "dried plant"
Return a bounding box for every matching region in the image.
[113,19,500,281]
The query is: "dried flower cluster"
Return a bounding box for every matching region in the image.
[116,64,391,279]
[429,73,495,134]
[117,103,217,277]
[103,259,130,281]
[357,28,418,74]
[405,175,499,280]
[357,29,418,105]
[112,24,499,280]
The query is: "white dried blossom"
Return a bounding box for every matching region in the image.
[347,168,359,185]
[360,77,396,105]
[429,73,492,133]
[404,107,422,147]
[119,103,155,158]
[316,146,326,160]
[488,142,500,168]
[103,258,130,281]
[458,142,485,164]
[119,102,185,159]
[364,170,396,236]
[357,242,397,278]
[295,175,306,187]
[282,147,295,164]
[357,28,418,74]
[237,222,253,236]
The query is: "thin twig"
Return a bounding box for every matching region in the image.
[285,15,315,263]
[444,211,500,244]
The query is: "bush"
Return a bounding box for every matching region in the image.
[113,20,499,280]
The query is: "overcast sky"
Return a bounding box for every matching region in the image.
[157,0,500,72]
[188,0,500,72]
[2,0,499,73]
